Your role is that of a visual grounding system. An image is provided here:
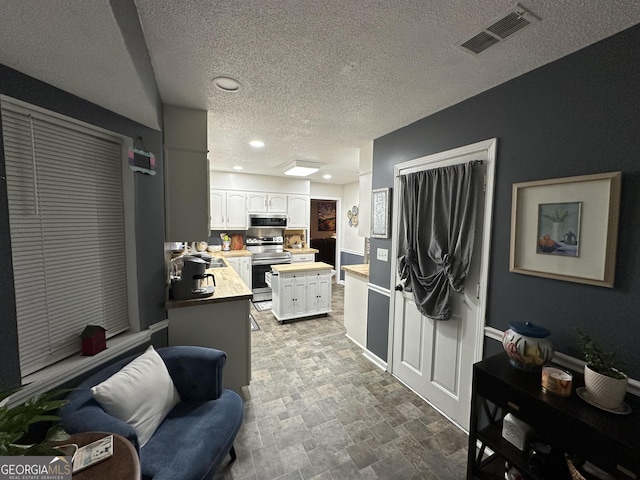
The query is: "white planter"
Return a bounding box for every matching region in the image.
[584,364,628,410]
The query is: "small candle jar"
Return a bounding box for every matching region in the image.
[502,321,553,371]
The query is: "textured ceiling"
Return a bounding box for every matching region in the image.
[1,1,640,184]
[0,0,161,130]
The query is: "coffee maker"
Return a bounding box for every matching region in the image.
[170,256,215,300]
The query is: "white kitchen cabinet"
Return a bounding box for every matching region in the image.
[210,190,247,229]
[270,265,332,322]
[287,194,310,228]
[306,271,331,315]
[276,273,307,319]
[225,256,252,289]
[246,192,287,213]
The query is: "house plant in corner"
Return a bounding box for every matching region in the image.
[0,389,70,456]
[576,330,628,410]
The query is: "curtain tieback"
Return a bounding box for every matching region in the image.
[442,253,453,276]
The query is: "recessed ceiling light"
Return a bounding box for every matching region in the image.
[213,76,241,92]
[323,174,332,179]
[232,165,243,171]
[249,140,264,148]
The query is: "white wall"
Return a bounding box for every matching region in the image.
[210,171,310,194]
[341,182,364,255]
[310,182,343,199]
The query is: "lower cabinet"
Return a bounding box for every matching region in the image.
[306,271,331,315]
[271,269,332,322]
[224,256,252,289]
[167,299,251,396]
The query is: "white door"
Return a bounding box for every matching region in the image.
[390,139,496,431]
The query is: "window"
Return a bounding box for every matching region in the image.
[1,98,131,376]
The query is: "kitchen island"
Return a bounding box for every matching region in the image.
[166,253,252,395]
[284,247,319,263]
[268,262,333,322]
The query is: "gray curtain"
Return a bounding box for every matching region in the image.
[397,162,479,320]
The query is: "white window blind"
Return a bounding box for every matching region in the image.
[1,101,130,376]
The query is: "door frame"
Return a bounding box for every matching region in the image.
[386,138,497,387]
[309,196,341,275]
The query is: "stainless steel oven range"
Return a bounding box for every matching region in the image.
[246,235,291,302]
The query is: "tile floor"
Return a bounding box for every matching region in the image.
[214,283,468,480]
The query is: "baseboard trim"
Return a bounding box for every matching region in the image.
[363,349,387,371]
[345,333,366,351]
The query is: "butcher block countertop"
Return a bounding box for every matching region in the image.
[342,264,369,279]
[215,250,252,258]
[272,262,333,273]
[166,256,252,309]
[284,247,319,254]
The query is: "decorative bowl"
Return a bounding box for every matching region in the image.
[502,321,553,371]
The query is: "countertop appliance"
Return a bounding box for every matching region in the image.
[170,256,216,300]
[246,235,291,302]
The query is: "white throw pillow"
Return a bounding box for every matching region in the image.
[91,345,181,447]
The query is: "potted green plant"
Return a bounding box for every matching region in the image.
[0,389,70,456]
[576,330,628,410]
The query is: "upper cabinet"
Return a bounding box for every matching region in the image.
[164,106,210,241]
[210,190,247,230]
[247,192,287,213]
[287,195,310,228]
[212,189,309,230]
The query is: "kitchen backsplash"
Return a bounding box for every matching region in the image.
[284,230,306,248]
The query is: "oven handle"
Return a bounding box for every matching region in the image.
[251,259,292,266]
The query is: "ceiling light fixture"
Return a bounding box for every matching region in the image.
[323,174,332,180]
[249,140,264,148]
[283,160,321,177]
[232,165,243,171]
[212,76,242,92]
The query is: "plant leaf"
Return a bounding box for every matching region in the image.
[45,425,70,442]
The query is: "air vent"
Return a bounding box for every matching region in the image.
[458,4,540,55]
[461,31,501,55]
[487,11,532,39]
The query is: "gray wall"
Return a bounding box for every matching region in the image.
[0,64,166,390]
[367,24,640,378]
[339,251,365,281]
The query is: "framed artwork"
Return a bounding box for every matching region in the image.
[317,201,336,231]
[371,187,391,238]
[510,171,621,287]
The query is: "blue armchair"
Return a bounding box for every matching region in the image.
[59,346,244,480]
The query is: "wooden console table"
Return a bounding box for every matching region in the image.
[467,353,640,479]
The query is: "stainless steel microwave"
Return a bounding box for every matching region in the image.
[248,213,288,228]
